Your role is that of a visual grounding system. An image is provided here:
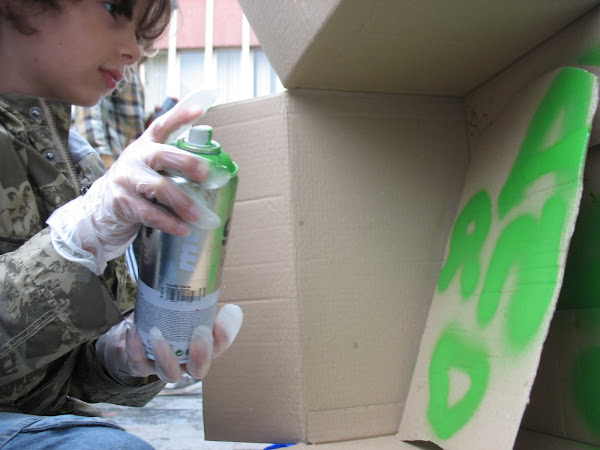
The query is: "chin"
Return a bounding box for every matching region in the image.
[76,98,103,107]
[70,88,113,107]
[76,95,106,107]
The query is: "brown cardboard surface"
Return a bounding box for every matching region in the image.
[200,90,468,444]
[238,0,598,96]
[196,2,600,448]
[466,6,600,151]
[522,309,600,447]
[398,68,598,449]
[293,435,438,449]
[513,430,600,450]
[518,146,600,447]
[201,95,306,443]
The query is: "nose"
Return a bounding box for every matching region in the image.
[118,29,143,65]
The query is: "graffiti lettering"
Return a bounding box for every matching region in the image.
[479,197,566,350]
[427,67,597,439]
[428,328,490,439]
[437,190,492,299]
[498,68,593,220]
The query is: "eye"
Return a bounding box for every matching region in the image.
[103,1,124,19]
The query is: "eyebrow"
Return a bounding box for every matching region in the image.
[118,0,135,20]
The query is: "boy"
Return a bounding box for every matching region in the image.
[72,62,146,169]
[0,1,243,448]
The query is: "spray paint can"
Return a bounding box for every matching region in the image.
[134,125,238,362]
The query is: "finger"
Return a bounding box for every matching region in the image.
[186,325,213,379]
[108,190,192,236]
[147,106,204,144]
[124,323,155,378]
[144,145,209,183]
[114,170,202,226]
[149,327,182,382]
[212,304,243,358]
[96,321,127,369]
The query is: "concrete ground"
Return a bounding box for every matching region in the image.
[96,382,271,450]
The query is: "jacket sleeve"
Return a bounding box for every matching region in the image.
[0,228,163,414]
[70,341,166,407]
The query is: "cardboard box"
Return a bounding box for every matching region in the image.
[197,1,600,448]
[201,89,469,444]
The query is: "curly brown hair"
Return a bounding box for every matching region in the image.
[0,0,173,54]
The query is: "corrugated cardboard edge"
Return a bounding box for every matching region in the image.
[283,92,312,443]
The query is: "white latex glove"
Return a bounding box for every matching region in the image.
[96,304,243,384]
[47,91,215,275]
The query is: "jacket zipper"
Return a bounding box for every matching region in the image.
[39,99,83,195]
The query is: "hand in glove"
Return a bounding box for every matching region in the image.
[47,92,213,275]
[96,304,243,384]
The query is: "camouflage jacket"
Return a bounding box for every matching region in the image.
[0,93,164,417]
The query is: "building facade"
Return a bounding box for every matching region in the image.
[142,0,283,115]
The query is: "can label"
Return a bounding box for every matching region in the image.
[135,279,219,362]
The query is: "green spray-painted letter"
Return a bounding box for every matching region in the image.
[437,190,491,299]
[478,197,566,350]
[498,67,595,219]
[428,328,490,439]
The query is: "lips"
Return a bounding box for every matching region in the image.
[100,68,123,89]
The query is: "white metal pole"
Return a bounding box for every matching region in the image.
[204,0,215,91]
[166,2,179,98]
[241,13,252,100]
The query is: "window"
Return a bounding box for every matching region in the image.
[253,49,283,97]
[142,52,168,117]
[142,49,283,111]
[180,50,205,99]
[215,49,242,105]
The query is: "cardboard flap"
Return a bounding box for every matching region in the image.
[522,309,600,445]
[398,67,599,449]
[522,143,600,444]
[239,0,599,95]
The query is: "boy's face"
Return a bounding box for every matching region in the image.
[4,0,147,106]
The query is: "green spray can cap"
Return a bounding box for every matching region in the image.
[174,125,238,177]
